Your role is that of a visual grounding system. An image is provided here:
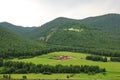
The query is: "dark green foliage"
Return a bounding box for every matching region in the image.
[15,69,28,74]
[110,57,120,62]
[103,57,107,62]
[1,14,120,58]
[26,17,78,39]
[0,26,50,58]
[0,61,106,74]
[82,13,120,34]
[86,55,107,62]
[66,75,70,78]
[26,14,120,57]
[22,75,27,79]
[0,22,36,35]
[0,58,3,66]
[42,71,52,75]
[3,74,11,79]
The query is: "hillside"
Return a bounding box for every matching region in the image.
[0,22,36,35]
[27,14,120,56]
[81,13,120,34]
[0,26,48,58]
[27,17,78,39]
[0,14,120,79]
[10,52,120,79]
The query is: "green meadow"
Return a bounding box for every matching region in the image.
[0,73,120,80]
[6,52,120,80]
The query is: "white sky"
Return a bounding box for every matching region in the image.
[0,0,120,27]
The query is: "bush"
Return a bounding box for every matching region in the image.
[42,71,52,75]
[86,55,107,62]
[22,75,27,79]
[15,69,28,74]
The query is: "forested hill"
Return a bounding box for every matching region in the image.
[26,14,120,55]
[26,17,78,39]
[81,13,120,34]
[0,22,36,35]
[0,26,49,58]
[0,13,120,57]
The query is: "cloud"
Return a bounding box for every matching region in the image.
[0,0,120,26]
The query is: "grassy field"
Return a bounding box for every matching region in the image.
[4,52,120,79]
[0,73,120,80]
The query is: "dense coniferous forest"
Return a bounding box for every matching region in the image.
[0,22,36,35]
[0,26,52,58]
[25,14,120,57]
[110,57,120,62]
[86,55,107,62]
[0,60,106,74]
[0,14,120,58]
[0,14,120,75]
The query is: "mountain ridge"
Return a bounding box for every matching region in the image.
[0,22,36,35]
[24,13,120,55]
[0,13,120,56]
[0,26,49,58]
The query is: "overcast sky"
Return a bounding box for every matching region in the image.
[0,0,120,27]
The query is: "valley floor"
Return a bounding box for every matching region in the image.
[0,73,120,80]
[2,52,120,80]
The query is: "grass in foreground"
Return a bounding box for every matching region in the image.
[0,73,120,80]
[9,52,120,79]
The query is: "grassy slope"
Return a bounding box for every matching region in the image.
[10,52,120,79]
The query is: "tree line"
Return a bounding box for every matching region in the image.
[110,57,120,62]
[0,61,106,74]
[85,55,120,62]
[0,24,120,60]
[86,55,107,62]
[1,45,120,59]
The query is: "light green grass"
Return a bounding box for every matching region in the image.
[0,73,120,80]
[9,52,120,79]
